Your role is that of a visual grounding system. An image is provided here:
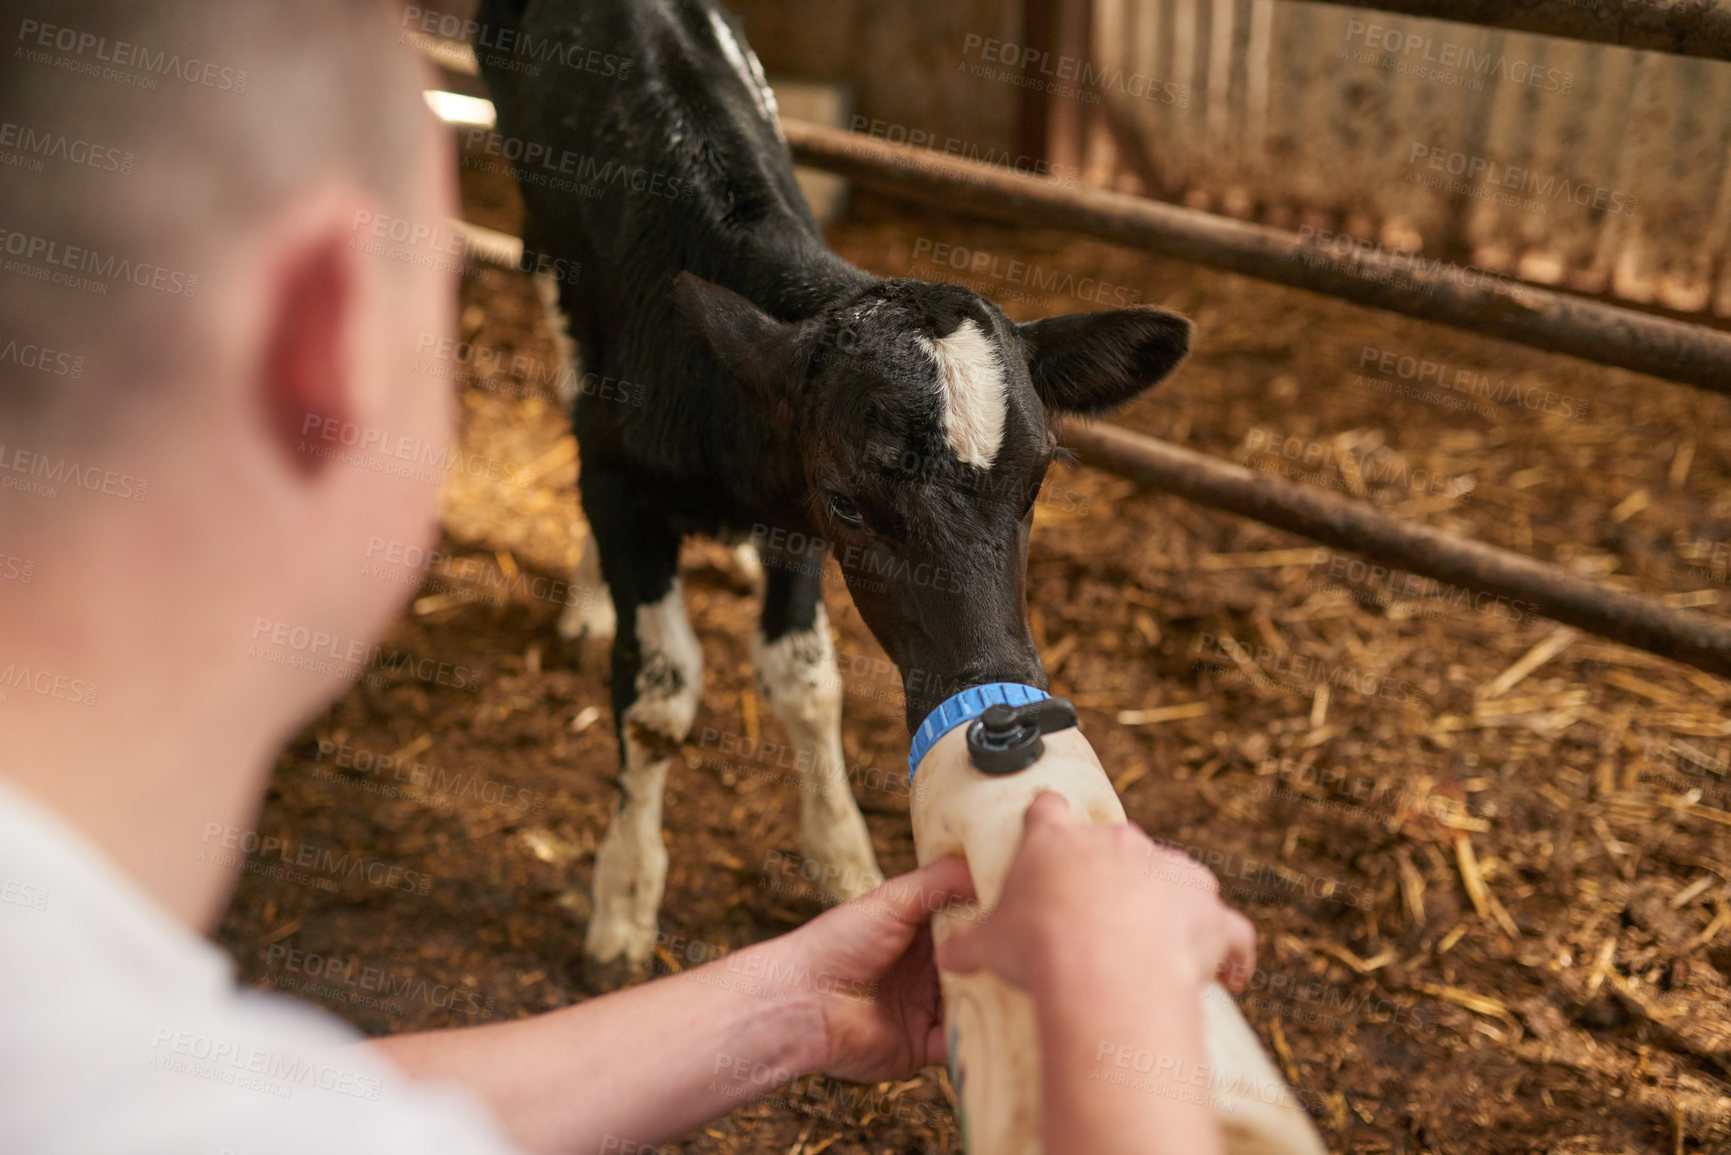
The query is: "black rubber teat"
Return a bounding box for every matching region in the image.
[966,696,1078,775]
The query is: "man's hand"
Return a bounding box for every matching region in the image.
[371,863,974,1155]
[929,792,1256,1155]
[936,792,1256,999]
[778,856,974,1084]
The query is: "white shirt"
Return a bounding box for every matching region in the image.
[0,777,524,1155]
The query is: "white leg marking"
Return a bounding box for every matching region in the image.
[584,732,671,972]
[585,583,703,971]
[728,542,764,588]
[533,270,582,409]
[752,604,883,901]
[624,581,703,739]
[558,533,616,642]
[917,319,1007,469]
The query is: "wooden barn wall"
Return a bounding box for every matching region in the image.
[725,0,1024,162]
[1086,0,1731,316]
[412,0,1022,163]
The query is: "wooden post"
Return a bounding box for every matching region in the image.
[1019,0,1094,179]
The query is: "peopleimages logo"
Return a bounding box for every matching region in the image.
[199,822,434,896]
[310,736,548,815]
[0,335,83,378]
[960,33,1190,107]
[461,129,696,203]
[297,413,530,490]
[1145,833,1371,910]
[0,227,198,297]
[1340,18,1574,94]
[1242,427,1474,501]
[148,1029,382,1102]
[910,238,1140,308]
[748,523,966,595]
[247,616,482,692]
[1353,344,1587,423]
[1190,631,1415,706]
[1293,225,1521,300]
[0,119,133,175]
[1306,553,1540,625]
[849,117,1081,187]
[400,6,633,81]
[0,876,50,911]
[0,662,99,707]
[349,210,582,285]
[0,444,147,502]
[1407,144,1637,218]
[413,333,641,407]
[16,18,250,93]
[362,536,603,614]
[262,944,495,1018]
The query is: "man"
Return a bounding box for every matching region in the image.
[0,2,1254,1152]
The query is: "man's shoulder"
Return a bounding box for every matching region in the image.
[0,784,522,1155]
[5,982,523,1153]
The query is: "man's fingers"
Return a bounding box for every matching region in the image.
[933,920,986,975]
[920,853,978,903]
[926,1021,947,1066]
[855,855,976,928]
[1217,909,1258,993]
[1022,790,1075,835]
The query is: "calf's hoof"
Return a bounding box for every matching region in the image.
[580,948,653,994]
[727,542,764,590]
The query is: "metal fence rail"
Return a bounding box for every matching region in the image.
[783,119,1731,394]
[433,29,1731,682]
[1062,423,1731,680]
[1089,0,1731,319]
[453,224,1731,681]
[1328,0,1731,63]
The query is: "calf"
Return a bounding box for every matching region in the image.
[474,0,1192,988]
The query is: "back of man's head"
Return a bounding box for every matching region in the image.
[0,0,428,449]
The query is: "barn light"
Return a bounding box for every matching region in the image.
[423,90,495,128]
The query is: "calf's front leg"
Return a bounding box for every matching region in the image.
[755,565,884,903]
[582,500,699,990]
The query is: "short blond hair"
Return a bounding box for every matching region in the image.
[0,0,429,438]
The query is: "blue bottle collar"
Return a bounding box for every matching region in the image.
[907,683,1051,779]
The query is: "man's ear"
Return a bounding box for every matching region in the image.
[1017,307,1192,415]
[262,227,357,478]
[672,272,804,413]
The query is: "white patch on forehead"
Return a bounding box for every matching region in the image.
[916,319,1006,469]
[707,10,783,139]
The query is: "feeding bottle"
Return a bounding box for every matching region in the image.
[907,684,1328,1155]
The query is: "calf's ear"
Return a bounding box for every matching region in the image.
[1017,307,1192,415]
[673,272,803,411]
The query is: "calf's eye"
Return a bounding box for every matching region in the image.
[827,492,864,527]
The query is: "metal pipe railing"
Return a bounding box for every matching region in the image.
[1322,0,1731,64]
[783,119,1731,396]
[1062,422,1731,681]
[420,34,1731,393]
[454,223,1731,680]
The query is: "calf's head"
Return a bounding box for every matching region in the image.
[676,274,1191,729]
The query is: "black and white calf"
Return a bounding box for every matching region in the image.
[476,0,1192,987]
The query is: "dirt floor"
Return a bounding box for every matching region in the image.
[214,148,1731,1153]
